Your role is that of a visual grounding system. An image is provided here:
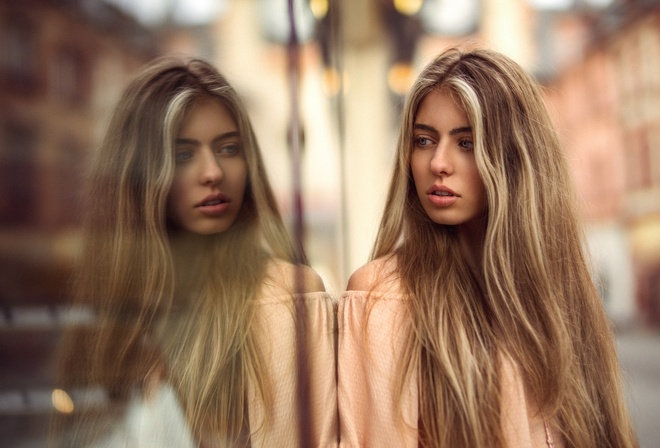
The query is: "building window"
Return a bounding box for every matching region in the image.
[51,47,91,108]
[0,14,39,94]
[625,128,652,191]
[0,123,39,226]
[651,125,660,187]
[55,138,84,227]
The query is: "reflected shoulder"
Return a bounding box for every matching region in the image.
[264,258,326,295]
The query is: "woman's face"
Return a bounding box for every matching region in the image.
[167,97,248,235]
[410,89,487,234]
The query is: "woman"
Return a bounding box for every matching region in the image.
[53,58,336,447]
[338,48,636,447]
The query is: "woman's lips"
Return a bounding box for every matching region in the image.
[196,194,230,216]
[426,185,458,207]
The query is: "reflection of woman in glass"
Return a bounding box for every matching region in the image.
[54,58,336,447]
[339,48,636,447]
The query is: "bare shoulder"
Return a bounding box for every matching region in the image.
[346,255,401,293]
[262,258,326,296]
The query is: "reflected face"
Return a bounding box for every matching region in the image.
[410,89,487,233]
[167,97,247,235]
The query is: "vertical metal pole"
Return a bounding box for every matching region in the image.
[287,4,305,266]
[287,1,312,446]
[331,0,349,284]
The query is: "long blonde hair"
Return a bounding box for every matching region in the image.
[55,57,297,446]
[373,48,636,447]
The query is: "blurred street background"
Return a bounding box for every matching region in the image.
[618,330,660,447]
[0,0,659,446]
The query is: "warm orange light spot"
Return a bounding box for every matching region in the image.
[52,389,74,414]
[393,0,423,16]
[311,0,329,19]
[323,67,348,96]
[388,63,414,95]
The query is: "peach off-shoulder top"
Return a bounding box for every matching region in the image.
[337,257,565,447]
[92,261,338,448]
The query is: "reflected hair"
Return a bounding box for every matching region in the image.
[372,48,636,447]
[55,57,296,446]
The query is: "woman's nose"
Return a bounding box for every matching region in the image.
[200,150,223,185]
[430,145,453,176]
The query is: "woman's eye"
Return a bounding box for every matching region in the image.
[174,150,193,163]
[459,139,474,151]
[216,143,241,156]
[414,136,433,147]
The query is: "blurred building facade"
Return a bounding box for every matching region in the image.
[0,0,159,303]
[542,0,660,327]
[0,0,159,443]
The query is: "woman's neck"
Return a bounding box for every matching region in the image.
[456,220,487,290]
[169,231,214,256]
[169,231,214,289]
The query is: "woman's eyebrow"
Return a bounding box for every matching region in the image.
[175,131,240,146]
[413,123,472,137]
[413,123,439,137]
[449,126,472,136]
[211,131,240,144]
[174,137,198,146]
